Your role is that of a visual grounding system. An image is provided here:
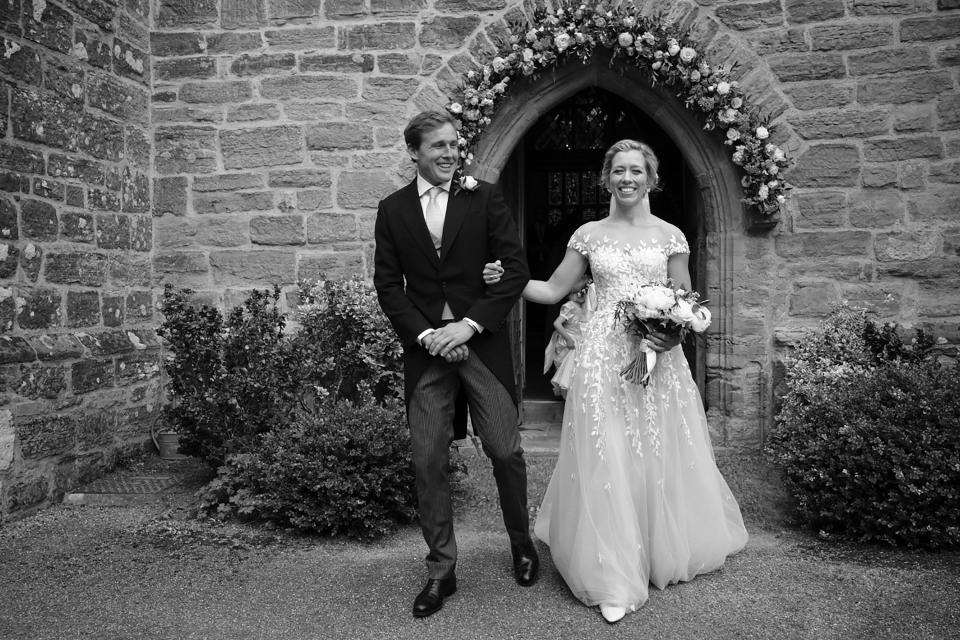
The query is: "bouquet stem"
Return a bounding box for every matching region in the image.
[620,343,657,386]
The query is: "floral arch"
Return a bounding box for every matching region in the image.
[446,2,791,217]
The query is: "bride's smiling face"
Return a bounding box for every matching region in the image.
[607,150,649,206]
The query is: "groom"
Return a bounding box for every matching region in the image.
[374,110,537,618]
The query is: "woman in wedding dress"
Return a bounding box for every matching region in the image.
[485,139,748,623]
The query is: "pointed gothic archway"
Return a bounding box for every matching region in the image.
[470,52,750,442]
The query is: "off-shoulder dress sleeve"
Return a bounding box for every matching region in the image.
[666,230,690,256]
[567,224,591,257]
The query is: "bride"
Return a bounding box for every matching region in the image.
[485,139,748,623]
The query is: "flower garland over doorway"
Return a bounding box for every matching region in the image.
[446,2,790,216]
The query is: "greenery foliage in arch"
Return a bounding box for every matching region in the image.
[446,1,791,216]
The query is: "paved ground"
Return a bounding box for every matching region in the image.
[1,433,959,640]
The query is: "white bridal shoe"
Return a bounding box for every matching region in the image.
[600,605,626,623]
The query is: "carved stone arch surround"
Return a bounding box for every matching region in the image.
[468,53,752,442]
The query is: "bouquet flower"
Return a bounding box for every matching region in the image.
[613,282,711,386]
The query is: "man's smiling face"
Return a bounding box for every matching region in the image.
[409,122,459,186]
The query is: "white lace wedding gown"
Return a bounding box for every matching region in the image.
[533,224,748,612]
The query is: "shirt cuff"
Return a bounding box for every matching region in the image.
[417,328,435,346]
[463,317,483,334]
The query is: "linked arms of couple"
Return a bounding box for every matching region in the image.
[482,258,683,353]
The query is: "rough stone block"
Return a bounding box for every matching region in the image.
[326,0,366,18]
[112,39,150,85]
[25,334,82,361]
[306,212,357,242]
[297,251,365,282]
[47,153,106,186]
[130,215,151,252]
[305,123,373,150]
[793,191,846,228]
[150,31,205,56]
[154,127,218,175]
[809,22,893,51]
[32,178,65,202]
[228,104,282,122]
[0,143,45,175]
[768,53,845,82]
[268,170,331,188]
[18,414,74,458]
[250,215,305,245]
[193,173,264,192]
[156,0,218,27]
[102,294,123,327]
[115,354,160,385]
[892,104,935,133]
[67,290,101,329]
[220,126,303,169]
[371,0,426,14]
[59,212,95,244]
[65,186,85,207]
[16,363,66,399]
[151,176,186,218]
[121,170,150,214]
[297,189,333,211]
[87,187,121,212]
[848,189,905,228]
[0,197,17,240]
[95,214,130,249]
[75,410,116,449]
[76,330,135,356]
[786,144,861,187]
[339,22,416,49]
[195,217,249,246]
[785,0,844,23]
[230,53,297,76]
[268,0,323,19]
[906,189,960,224]
[875,230,939,262]
[19,242,41,282]
[204,31,263,54]
[16,287,62,330]
[71,359,114,394]
[179,81,252,104]
[930,160,960,184]
[0,335,36,364]
[43,58,85,104]
[154,56,218,80]
[337,171,397,209]
[938,94,960,130]
[775,230,872,258]
[193,191,275,214]
[260,76,358,100]
[937,43,960,67]
[789,281,839,316]
[901,15,960,41]
[223,0,265,27]
[746,28,808,56]
[714,0,782,30]
[0,171,31,195]
[434,0,501,9]
[0,40,42,84]
[857,71,952,105]
[210,249,296,285]
[44,251,108,286]
[153,251,209,275]
[419,16,481,49]
[789,108,889,140]
[847,47,933,76]
[299,53,374,73]
[264,27,335,49]
[125,291,153,321]
[20,199,58,241]
[109,253,151,287]
[22,0,74,54]
[0,243,19,278]
[12,89,123,162]
[74,26,113,70]
[861,163,898,188]
[839,283,903,316]
[863,136,943,162]
[362,77,419,101]
[376,52,421,74]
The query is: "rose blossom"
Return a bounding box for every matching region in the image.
[618,32,634,47]
[526,29,538,43]
[651,61,662,70]
[492,56,507,73]
[716,81,730,95]
[756,126,769,140]
[731,96,743,109]
[689,306,711,333]
[773,148,786,162]
[690,70,701,82]
[641,31,655,45]
[449,102,463,114]
[758,184,769,200]
[679,46,697,63]
[726,128,740,142]
[522,47,534,62]
[777,194,786,204]
[554,33,572,51]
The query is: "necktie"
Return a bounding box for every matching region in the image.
[424,186,444,252]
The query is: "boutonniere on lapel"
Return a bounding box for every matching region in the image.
[451,168,479,196]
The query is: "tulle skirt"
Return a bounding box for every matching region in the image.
[533,347,748,611]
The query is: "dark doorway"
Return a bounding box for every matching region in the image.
[516,87,703,401]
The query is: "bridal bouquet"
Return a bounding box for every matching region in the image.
[613,283,712,386]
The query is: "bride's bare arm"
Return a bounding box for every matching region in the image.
[522,249,588,305]
[667,252,692,291]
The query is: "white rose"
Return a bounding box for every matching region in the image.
[492,56,507,73]
[668,43,680,56]
[726,128,740,142]
[689,306,711,333]
[522,47,534,62]
[618,32,634,47]
[448,102,463,114]
[641,286,677,313]
[651,60,662,70]
[690,70,701,82]
[622,16,635,28]
[773,148,786,161]
[716,81,730,95]
[731,96,743,109]
[526,29,538,43]
[554,33,572,51]
[758,184,769,200]
[642,31,655,45]
[777,194,786,204]
[679,46,697,64]
[671,298,696,324]
[460,176,479,191]
[756,126,769,140]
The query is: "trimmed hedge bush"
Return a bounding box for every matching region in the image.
[767,306,960,549]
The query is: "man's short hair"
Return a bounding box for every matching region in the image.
[404,110,457,149]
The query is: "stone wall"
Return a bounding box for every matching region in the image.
[1,0,155,521]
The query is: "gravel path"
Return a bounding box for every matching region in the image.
[1,453,958,640]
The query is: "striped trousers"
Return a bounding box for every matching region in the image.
[408,350,529,579]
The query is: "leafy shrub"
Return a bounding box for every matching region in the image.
[767,306,960,549]
[197,400,417,540]
[158,286,301,466]
[291,279,403,406]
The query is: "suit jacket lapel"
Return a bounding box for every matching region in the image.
[398,181,441,266]
[439,188,469,263]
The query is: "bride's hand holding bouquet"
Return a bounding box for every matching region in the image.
[614,282,711,386]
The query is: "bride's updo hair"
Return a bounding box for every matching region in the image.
[600,139,660,193]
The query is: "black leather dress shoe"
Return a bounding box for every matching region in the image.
[512,541,540,586]
[412,575,457,618]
